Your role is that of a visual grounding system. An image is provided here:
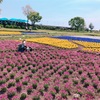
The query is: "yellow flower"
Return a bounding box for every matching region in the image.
[0,31,21,35]
[26,37,78,49]
[73,40,100,52]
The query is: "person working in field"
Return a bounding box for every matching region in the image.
[17,40,32,52]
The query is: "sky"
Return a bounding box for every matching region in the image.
[0,0,100,30]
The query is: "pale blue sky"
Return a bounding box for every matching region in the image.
[0,0,100,30]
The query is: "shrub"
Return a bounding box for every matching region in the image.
[73,80,78,86]
[18,66,22,70]
[68,70,73,74]
[54,86,59,93]
[81,77,86,84]
[51,92,56,99]
[78,70,82,75]
[50,65,53,69]
[15,77,20,83]
[3,72,7,76]
[61,93,67,99]
[32,84,37,89]
[10,73,15,79]
[7,68,11,72]
[0,87,7,94]
[97,88,100,93]
[44,84,49,91]
[20,93,27,100]
[22,81,28,85]
[32,96,40,100]
[27,88,32,95]
[83,82,89,88]
[39,89,44,95]
[7,88,16,99]
[58,71,62,76]
[0,80,6,85]
[31,69,36,73]
[16,83,22,93]
[63,75,69,79]
[8,82,15,88]
[28,74,32,78]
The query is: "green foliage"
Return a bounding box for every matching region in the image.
[0,0,3,3]
[27,88,32,95]
[89,23,94,32]
[63,75,69,79]
[28,11,42,26]
[16,86,22,92]
[54,86,59,93]
[32,83,37,89]
[0,24,3,28]
[22,81,28,85]
[97,88,100,93]
[7,92,15,99]
[83,82,89,88]
[69,16,85,31]
[31,69,36,73]
[78,70,82,75]
[0,80,6,85]
[33,96,40,100]
[61,93,68,99]
[15,77,20,82]
[20,93,27,100]
[44,84,49,91]
[10,73,15,79]
[81,77,86,84]
[18,66,22,70]
[7,68,11,72]
[8,82,15,88]
[0,87,7,93]
[73,80,78,86]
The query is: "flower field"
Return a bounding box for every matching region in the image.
[26,37,78,49]
[0,31,21,35]
[0,40,100,100]
[73,41,100,52]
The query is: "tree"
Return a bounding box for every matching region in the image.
[0,0,3,3]
[27,11,42,29]
[89,23,94,32]
[22,5,33,27]
[68,17,85,31]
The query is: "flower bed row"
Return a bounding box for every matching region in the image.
[0,40,40,51]
[0,40,100,100]
[73,41,100,52]
[26,37,78,49]
[0,31,21,35]
[54,36,100,43]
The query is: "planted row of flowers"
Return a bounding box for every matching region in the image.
[0,40,100,100]
[73,40,100,52]
[0,40,39,51]
[26,37,78,49]
[0,31,21,35]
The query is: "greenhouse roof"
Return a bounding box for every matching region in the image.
[10,18,27,22]
[0,18,27,23]
[0,18,8,20]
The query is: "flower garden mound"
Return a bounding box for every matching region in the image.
[73,40,100,52]
[26,37,78,49]
[27,37,100,52]
[0,40,100,100]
